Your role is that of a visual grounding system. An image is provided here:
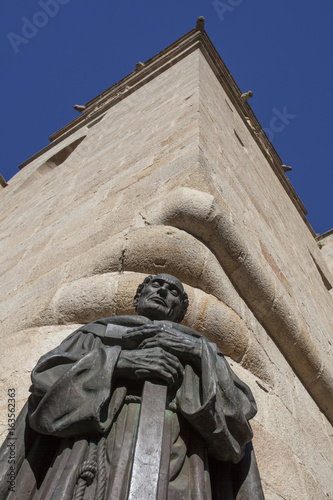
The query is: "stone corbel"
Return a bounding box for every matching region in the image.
[142,187,333,424]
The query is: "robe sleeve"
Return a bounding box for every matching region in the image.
[177,338,257,463]
[28,329,122,438]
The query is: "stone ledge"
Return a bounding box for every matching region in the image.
[0,174,7,188]
[317,228,333,240]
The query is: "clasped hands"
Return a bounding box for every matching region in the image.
[115,323,202,386]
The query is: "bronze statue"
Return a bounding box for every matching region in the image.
[0,274,264,499]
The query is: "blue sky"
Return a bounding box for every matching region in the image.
[1,0,332,234]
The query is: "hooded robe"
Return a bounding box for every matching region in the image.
[0,315,264,499]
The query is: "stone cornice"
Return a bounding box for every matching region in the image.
[317,228,333,240]
[17,25,314,236]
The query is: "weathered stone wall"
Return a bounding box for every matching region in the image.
[0,38,332,499]
[320,229,333,279]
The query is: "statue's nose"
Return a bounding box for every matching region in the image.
[157,286,168,297]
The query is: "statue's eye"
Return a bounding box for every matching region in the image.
[151,282,159,288]
[170,289,179,297]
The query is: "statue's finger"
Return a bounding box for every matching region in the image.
[135,368,150,378]
[139,328,161,338]
[159,370,176,384]
[162,351,183,370]
[138,339,150,348]
[139,336,168,349]
[125,324,154,334]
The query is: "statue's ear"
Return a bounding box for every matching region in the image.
[133,288,142,309]
[132,275,153,310]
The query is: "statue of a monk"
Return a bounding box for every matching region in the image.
[0,274,264,499]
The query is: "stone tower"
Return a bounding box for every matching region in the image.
[1,19,332,499]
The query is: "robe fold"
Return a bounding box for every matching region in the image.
[0,316,265,499]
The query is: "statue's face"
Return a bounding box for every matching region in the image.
[136,274,184,322]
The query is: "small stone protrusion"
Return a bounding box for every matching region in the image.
[0,174,8,188]
[282,164,293,172]
[74,105,86,113]
[136,61,145,71]
[241,91,253,102]
[196,16,205,31]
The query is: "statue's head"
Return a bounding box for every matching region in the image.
[133,274,189,323]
